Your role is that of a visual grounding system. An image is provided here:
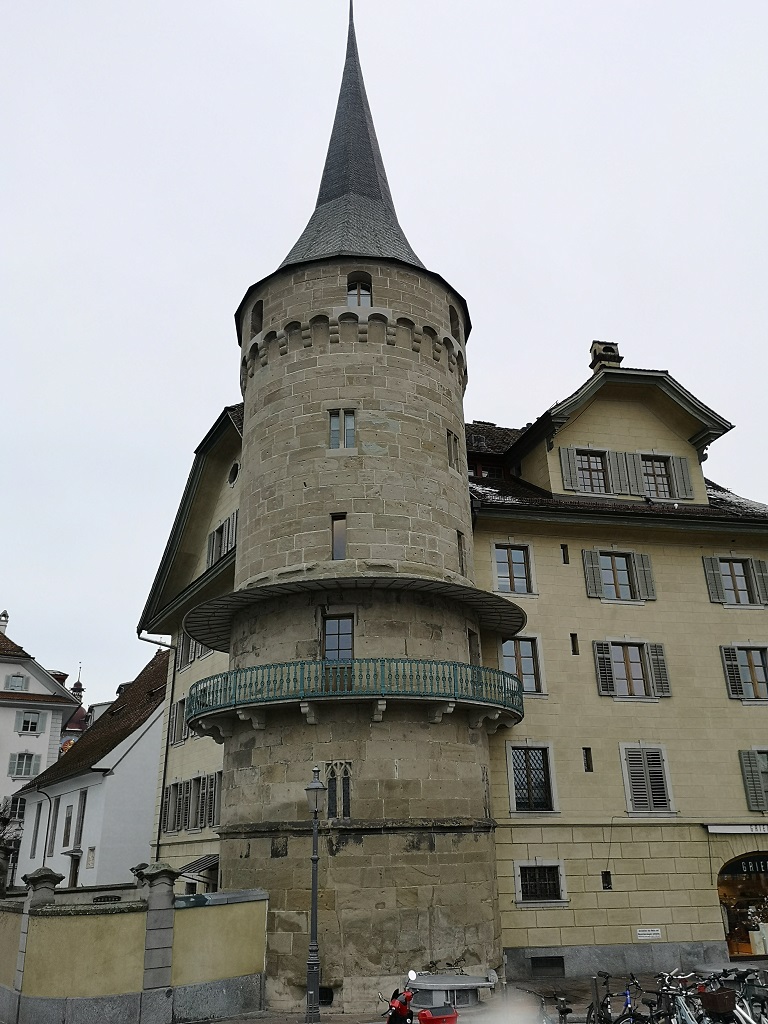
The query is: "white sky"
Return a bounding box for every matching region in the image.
[2,1,767,703]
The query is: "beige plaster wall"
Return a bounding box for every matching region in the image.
[0,911,20,989]
[22,910,145,997]
[171,900,267,986]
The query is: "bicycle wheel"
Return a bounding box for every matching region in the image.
[615,1011,652,1024]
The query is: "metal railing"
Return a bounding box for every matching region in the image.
[185,658,523,722]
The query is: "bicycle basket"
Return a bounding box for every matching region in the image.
[699,989,736,1014]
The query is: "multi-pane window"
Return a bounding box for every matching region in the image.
[575,451,607,493]
[329,410,356,449]
[331,515,347,560]
[502,638,542,693]
[582,549,656,601]
[8,753,40,778]
[722,646,768,700]
[21,711,41,733]
[168,698,189,744]
[206,510,238,568]
[347,276,372,307]
[593,641,671,698]
[622,745,671,812]
[326,761,352,819]
[10,797,25,821]
[518,864,562,901]
[641,456,672,498]
[5,674,28,692]
[447,430,461,470]
[508,746,553,811]
[323,617,354,661]
[494,545,533,594]
[704,556,768,606]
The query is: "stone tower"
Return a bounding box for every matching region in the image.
[185,5,526,1010]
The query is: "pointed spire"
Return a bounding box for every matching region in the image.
[280,4,424,270]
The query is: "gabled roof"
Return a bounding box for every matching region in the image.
[280,3,423,271]
[17,650,169,794]
[0,633,31,659]
[465,422,523,455]
[138,405,242,634]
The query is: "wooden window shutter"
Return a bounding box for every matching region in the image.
[582,550,603,598]
[625,748,651,811]
[634,553,656,600]
[181,780,192,830]
[198,775,208,827]
[607,451,629,495]
[14,712,23,732]
[32,755,41,776]
[168,702,178,742]
[703,557,726,602]
[8,755,17,777]
[739,750,768,811]
[206,530,216,568]
[161,787,170,832]
[670,456,694,499]
[722,647,745,698]
[593,642,616,695]
[752,559,768,605]
[206,774,217,827]
[559,447,578,491]
[648,644,671,696]
[37,712,47,733]
[625,453,644,496]
[644,749,670,810]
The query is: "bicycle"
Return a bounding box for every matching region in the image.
[587,972,645,1024]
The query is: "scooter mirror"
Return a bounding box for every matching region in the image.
[407,970,417,982]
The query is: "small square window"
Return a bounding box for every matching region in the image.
[518,864,563,901]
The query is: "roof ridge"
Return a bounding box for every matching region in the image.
[280,5,423,270]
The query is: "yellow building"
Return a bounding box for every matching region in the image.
[138,6,768,1009]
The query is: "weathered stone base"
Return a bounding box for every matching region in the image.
[504,940,729,980]
[0,973,265,1024]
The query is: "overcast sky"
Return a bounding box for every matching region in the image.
[3,1,767,703]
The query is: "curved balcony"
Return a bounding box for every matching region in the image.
[186,658,524,735]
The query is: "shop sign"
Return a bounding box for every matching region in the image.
[637,928,662,940]
[708,824,768,834]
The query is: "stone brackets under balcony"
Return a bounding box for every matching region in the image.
[182,574,526,654]
[185,658,524,737]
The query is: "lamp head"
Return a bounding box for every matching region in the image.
[305,765,327,815]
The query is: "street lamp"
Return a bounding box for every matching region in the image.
[305,765,327,1024]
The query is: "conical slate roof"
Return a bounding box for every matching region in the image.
[280,3,424,271]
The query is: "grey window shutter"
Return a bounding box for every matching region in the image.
[182,780,192,830]
[559,447,578,491]
[593,642,616,695]
[206,530,215,568]
[635,553,656,600]
[8,755,17,776]
[230,509,239,549]
[752,559,768,606]
[582,550,604,598]
[648,644,671,696]
[703,556,726,603]
[644,749,670,810]
[161,787,170,832]
[3,676,9,691]
[740,750,768,811]
[207,773,217,826]
[722,646,745,698]
[168,703,178,743]
[625,748,651,811]
[626,453,644,496]
[32,755,41,776]
[607,451,629,495]
[670,456,694,499]
[14,712,23,732]
[37,712,47,733]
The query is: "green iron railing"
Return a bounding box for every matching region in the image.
[185,658,523,723]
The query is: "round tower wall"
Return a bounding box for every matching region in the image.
[235,261,474,590]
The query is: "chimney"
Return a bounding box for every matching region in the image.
[49,670,69,686]
[590,340,624,374]
[0,611,8,635]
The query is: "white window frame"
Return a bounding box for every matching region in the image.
[513,859,568,907]
[619,742,675,815]
[505,740,559,815]
[491,538,538,597]
[500,634,547,697]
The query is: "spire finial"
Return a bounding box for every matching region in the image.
[279,0,423,271]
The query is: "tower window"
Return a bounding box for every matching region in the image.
[249,300,263,340]
[449,305,461,342]
[347,272,372,307]
[329,410,356,449]
[457,531,466,575]
[331,515,347,560]
[325,761,352,818]
[323,616,354,661]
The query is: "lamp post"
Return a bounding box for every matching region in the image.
[305,765,327,1024]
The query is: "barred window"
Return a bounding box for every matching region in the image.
[519,864,562,901]
[508,746,553,811]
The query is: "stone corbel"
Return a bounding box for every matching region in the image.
[194,717,234,745]
[371,699,387,723]
[237,708,266,730]
[427,701,455,724]
[300,700,321,725]
[469,709,501,730]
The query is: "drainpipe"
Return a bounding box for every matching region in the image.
[138,633,177,864]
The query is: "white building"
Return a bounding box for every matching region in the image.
[15,649,169,887]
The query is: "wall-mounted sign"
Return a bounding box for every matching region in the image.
[92,895,120,904]
[708,824,768,834]
[637,928,662,940]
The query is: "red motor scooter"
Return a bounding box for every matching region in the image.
[380,971,459,1024]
